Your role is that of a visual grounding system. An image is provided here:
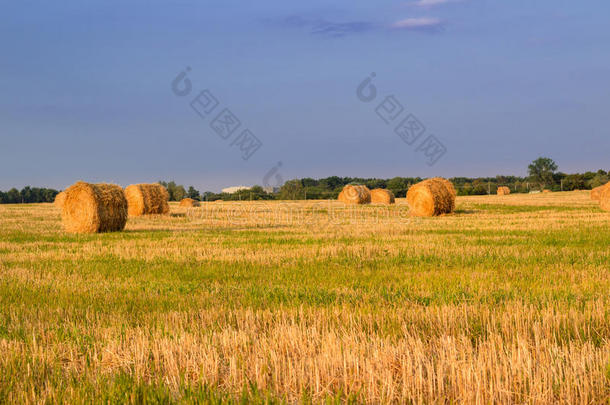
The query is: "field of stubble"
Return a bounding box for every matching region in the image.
[0,191,608,403]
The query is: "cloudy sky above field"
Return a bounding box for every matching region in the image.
[1,0,609,191]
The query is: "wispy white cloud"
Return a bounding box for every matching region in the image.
[391,17,443,30]
[280,15,375,38]
[411,0,462,8]
[276,14,445,37]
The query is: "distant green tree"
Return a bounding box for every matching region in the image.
[173,185,187,201]
[387,177,407,197]
[6,188,20,203]
[562,174,585,191]
[318,176,343,191]
[588,173,609,189]
[460,182,473,195]
[471,180,487,195]
[187,186,200,200]
[301,178,318,187]
[278,180,304,200]
[202,191,219,201]
[158,180,186,201]
[364,179,386,190]
[528,157,558,190]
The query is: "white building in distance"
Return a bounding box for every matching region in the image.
[221,186,250,194]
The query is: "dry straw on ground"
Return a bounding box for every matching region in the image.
[370,188,395,204]
[61,181,128,234]
[497,186,511,196]
[179,198,201,207]
[406,177,456,217]
[591,183,610,201]
[1,192,609,403]
[124,184,170,216]
[53,191,66,208]
[338,185,371,205]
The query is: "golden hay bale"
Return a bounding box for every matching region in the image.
[600,187,610,212]
[591,183,610,201]
[439,178,457,198]
[179,198,200,207]
[337,185,371,205]
[433,177,456,211]
[54,191,66,208]
[124,184,170,216]
[434,178,457,212]
[61,181,127,234]
[497,186,511,196]
[406,177,455,217]
[370,188,395,204]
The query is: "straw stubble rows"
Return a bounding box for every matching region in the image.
[0,191,608,403]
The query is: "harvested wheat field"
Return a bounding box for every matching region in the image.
[0,191,609,403]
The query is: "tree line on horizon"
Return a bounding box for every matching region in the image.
[1,158,608,203]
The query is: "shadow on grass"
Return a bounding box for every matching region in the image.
[453,209,478,215]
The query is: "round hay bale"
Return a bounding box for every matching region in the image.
[54,191,66,208]
[370,188,395,204]
[406,177,455,217]
[124,184,170,216]
[179,198,200,207]
[591,184,610,201]
[600,187,610,212]
[497,186,511,196]
[337,185,371,205]
[61,181,127,234]
[437,178,456,212]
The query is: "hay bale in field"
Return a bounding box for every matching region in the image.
[497,186,511,196]
[435,177,456,212]
[439,178,457,198]
[54,191,66,208]
[370,188,395,204]
[61,181,127,233]
[591,183,610,201]
[406,177,455,217]
[600,187,610,212]
[124,183,170,216]
[179,198,200,207]
[338,185,371,205]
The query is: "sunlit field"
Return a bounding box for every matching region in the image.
[0,191,608,403]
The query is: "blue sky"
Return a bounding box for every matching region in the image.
[1,0,609,191]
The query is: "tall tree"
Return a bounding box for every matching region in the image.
[528,157,558,190]
[187,186,200,200]
[387,177,408,197]
[278,180,304,200]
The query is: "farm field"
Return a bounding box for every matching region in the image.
[0,191,609,403]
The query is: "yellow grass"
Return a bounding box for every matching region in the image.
[0,191,608,403]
